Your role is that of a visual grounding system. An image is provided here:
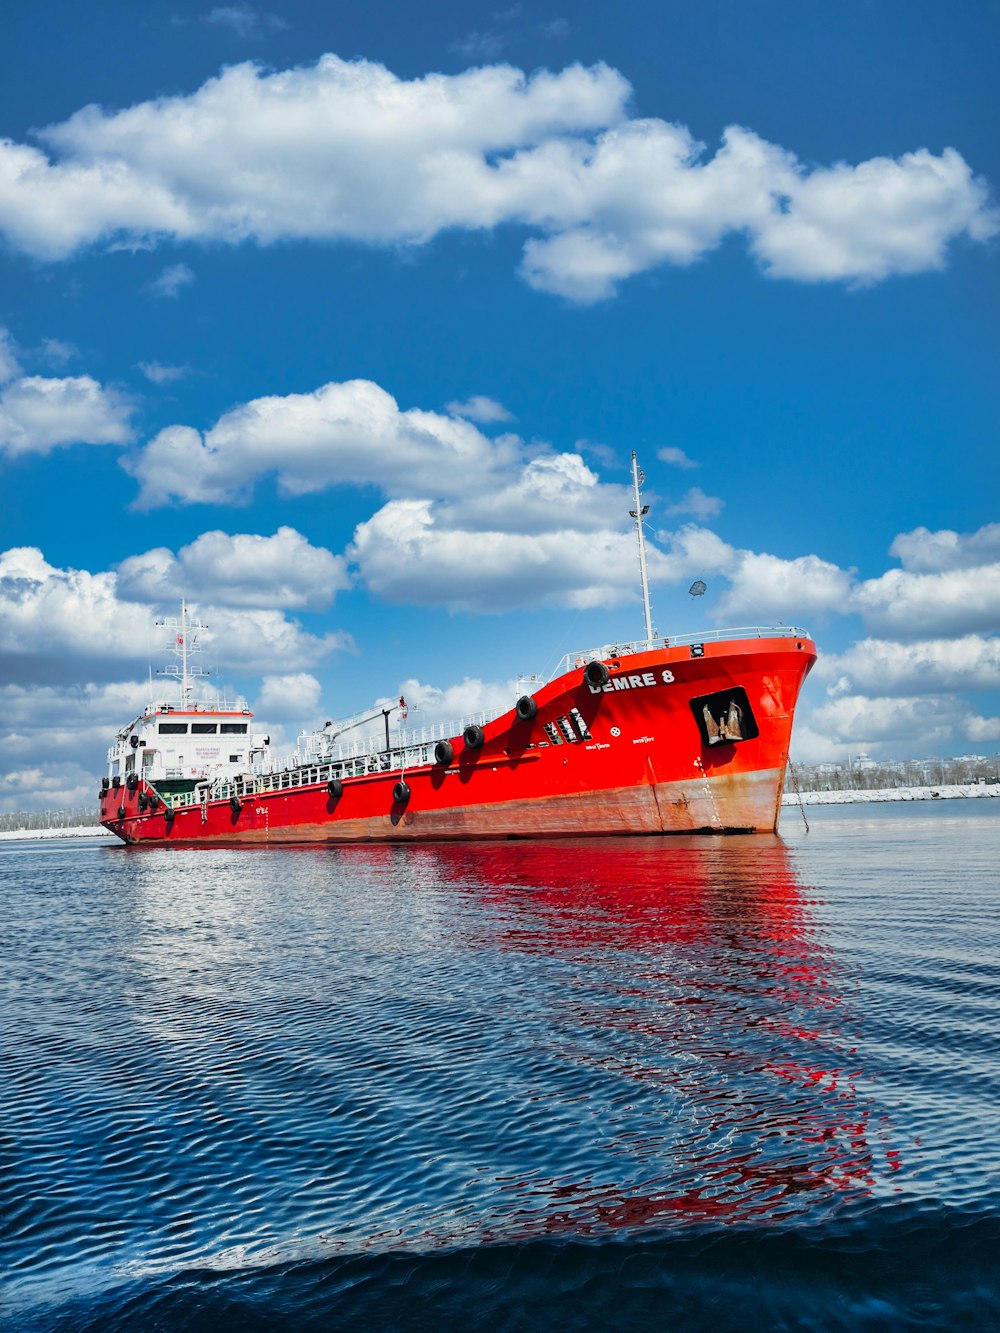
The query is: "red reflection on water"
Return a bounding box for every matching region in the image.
[412,835,898,1231]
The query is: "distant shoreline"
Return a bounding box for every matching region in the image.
[1,784,997,841]
[783,783,998,806]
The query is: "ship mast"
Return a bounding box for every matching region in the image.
[629,451,655,641]
[155,599,209,705]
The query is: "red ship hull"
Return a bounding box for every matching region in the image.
[99,633,816,846]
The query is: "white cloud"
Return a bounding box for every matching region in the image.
[750,147,998,283]
[446,394,514,423]
[138,360,190,384]
[449,31,506,61]
[657,445,698,469]
[708,549,854,625]
[0,55,991,298]
[815,636,1000,697]
[0,328,21,382]
[124,378,523,508]
[349,497,672,612]
[256,673,323,721]
[116,527,349,609]
[397,676,519,726]
[806,691,978,754]
[0,546,349,683]
[965,714,1000,743]
[853,562,1000,638]
[147,263,195,297]
[40,338,76,365]
[203,5,287,38]
[665,487,723,520]
[0,374,134,457]
[889,523,1000,573]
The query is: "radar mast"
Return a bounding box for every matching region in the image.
[629,451,655,641]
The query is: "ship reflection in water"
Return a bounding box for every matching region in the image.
[298,834,900,1245]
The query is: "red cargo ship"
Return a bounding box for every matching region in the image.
[99,458,816,846]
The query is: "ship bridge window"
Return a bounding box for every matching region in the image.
[690,687,759,747]
[159,722,188,734]
[191,723,218,734]
[220,723,248,734]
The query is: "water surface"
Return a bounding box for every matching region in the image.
[2,802,998,1329]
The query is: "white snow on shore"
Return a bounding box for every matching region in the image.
[0,825,113,841]
[783,783,999,806]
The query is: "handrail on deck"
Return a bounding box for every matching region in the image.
[550,625,810,680]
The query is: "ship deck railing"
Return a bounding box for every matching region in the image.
[550,625,811,680]
[156,712,502,809]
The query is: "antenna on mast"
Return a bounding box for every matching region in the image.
[629,451,655,641]
[155,599,210,705]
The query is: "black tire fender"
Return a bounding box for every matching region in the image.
[393,780,410,804]
[434,739,454,767]
[515,695,537,722]
[463,724,485,750]
[584,660,611,688]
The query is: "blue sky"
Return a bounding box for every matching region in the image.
[1,0,998,808]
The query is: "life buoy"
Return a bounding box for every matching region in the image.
[584,660,610,688]
[327,778,343,799]
[393,780,410,804]
[434,739,454,767]
[515,695,537,722]
[463,724,485,750]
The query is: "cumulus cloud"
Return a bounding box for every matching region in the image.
[0,546,348,684]
[124,378,523,508]
[0,374,134,456]
[704,548,855,625]
[889,523,1000,573]
[116,527,349,609]
[349,497,672,612]
[0,54,992,298]
[256,673,323,721]
[816,636,1000,697]
[965,714,1000,744]
[805,691,979,754]
[853,562,1000,638]
[397,676,520,726]
[113,525,346,610]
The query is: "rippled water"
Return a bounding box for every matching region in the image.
[2,802,999,1331]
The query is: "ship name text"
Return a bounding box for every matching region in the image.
[588,669,675,695]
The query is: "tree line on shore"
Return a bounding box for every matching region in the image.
[787,754,1000,792]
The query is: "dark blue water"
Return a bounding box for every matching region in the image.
[2,802,999,1331]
